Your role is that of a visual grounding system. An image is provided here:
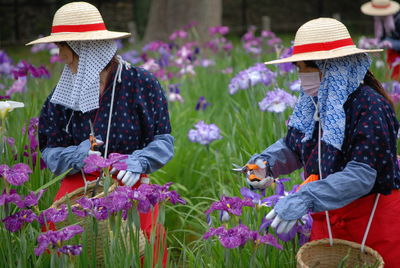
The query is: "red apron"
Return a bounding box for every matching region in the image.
[310,190,400,268]
[52,172,168,266]
[386,49,400,80]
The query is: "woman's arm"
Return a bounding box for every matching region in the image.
[248,138,302,177]
[274,161,376,220]
[122,134,174,174]
[41,140,92,176]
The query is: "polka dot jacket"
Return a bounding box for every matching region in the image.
[39,66,172,156]
[285,85,400,195]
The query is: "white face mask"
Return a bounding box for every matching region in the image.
[299,72,320,96]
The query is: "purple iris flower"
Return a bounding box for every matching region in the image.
[0,189,24,208]
[34,225,84,256]
[24,189,46,207]
[204,224,254,248]
[278,47,295,73]
[38,205,68,225]
[75,197,110,220]
[0,50,13,73]
[228,63,276,95]
[205,196,254,216]
[168,84,184,103]
[240,187,262,204]
[71,206,88,218]
[2,209,37,232]
[83,153,128,173]
[91,199,110,221]
[254,233,283,249]
[121,50,142,65]
[12,61,50,79]
[0,163,32,186]
[195,96,210,111]
[58,245,83,256]
[6,76,27,96]
[188,121,223,145]
[258,88,297,113]
[298,214,313,245]
[289,79,301,91]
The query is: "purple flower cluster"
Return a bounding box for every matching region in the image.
[72,183,186,221]
[169,29,188,41]
[12,60,50,79]
[0,188,45,209]
[209,26,229,36]
[204,224,282,249]
[241,26,282,55]
[258,88,297,113]
[188,121,222,145]
[83,153,128,173]
[0,50,13,76]
[0,163,32,186]
[228,63,276,95]
[34,225,84,256]
[30,42,57,53]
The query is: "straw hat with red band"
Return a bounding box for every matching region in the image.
[361,0,400,16]
[264,18,382,65]
[26,1,131,45]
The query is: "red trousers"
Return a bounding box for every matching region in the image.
[310,191,400,268]
[53,172,168,266]
[386,49,400,80]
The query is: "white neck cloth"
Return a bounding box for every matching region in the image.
[50,40,117,113]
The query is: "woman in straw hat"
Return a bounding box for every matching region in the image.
[27,1,172,264]
[361,0,400,79]
[246,18,400,267]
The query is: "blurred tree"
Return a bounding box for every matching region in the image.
[143,0,222,43]
[133,0,152,39]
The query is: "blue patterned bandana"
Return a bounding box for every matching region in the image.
[288,53,372,150]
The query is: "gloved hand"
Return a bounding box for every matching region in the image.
[246,158,274,189]
[265,209,297,234]
[378,40,393,49]
[110,167,149,187]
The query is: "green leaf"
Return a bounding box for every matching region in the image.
[34,168,72,194]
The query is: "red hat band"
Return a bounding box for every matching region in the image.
[293,38,355,55]
[51,23,106,34]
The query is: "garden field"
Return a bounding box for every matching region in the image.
[0,26,397,267]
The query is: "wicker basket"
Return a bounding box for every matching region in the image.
[296,238,384,268]
[51,182,146,262]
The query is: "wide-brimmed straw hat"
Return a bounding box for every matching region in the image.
[265,18,382,65]
[26,1,131,45]
[361,0,400,16]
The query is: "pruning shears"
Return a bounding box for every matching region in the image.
[88,119,99,151]
[231,161,268,182]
